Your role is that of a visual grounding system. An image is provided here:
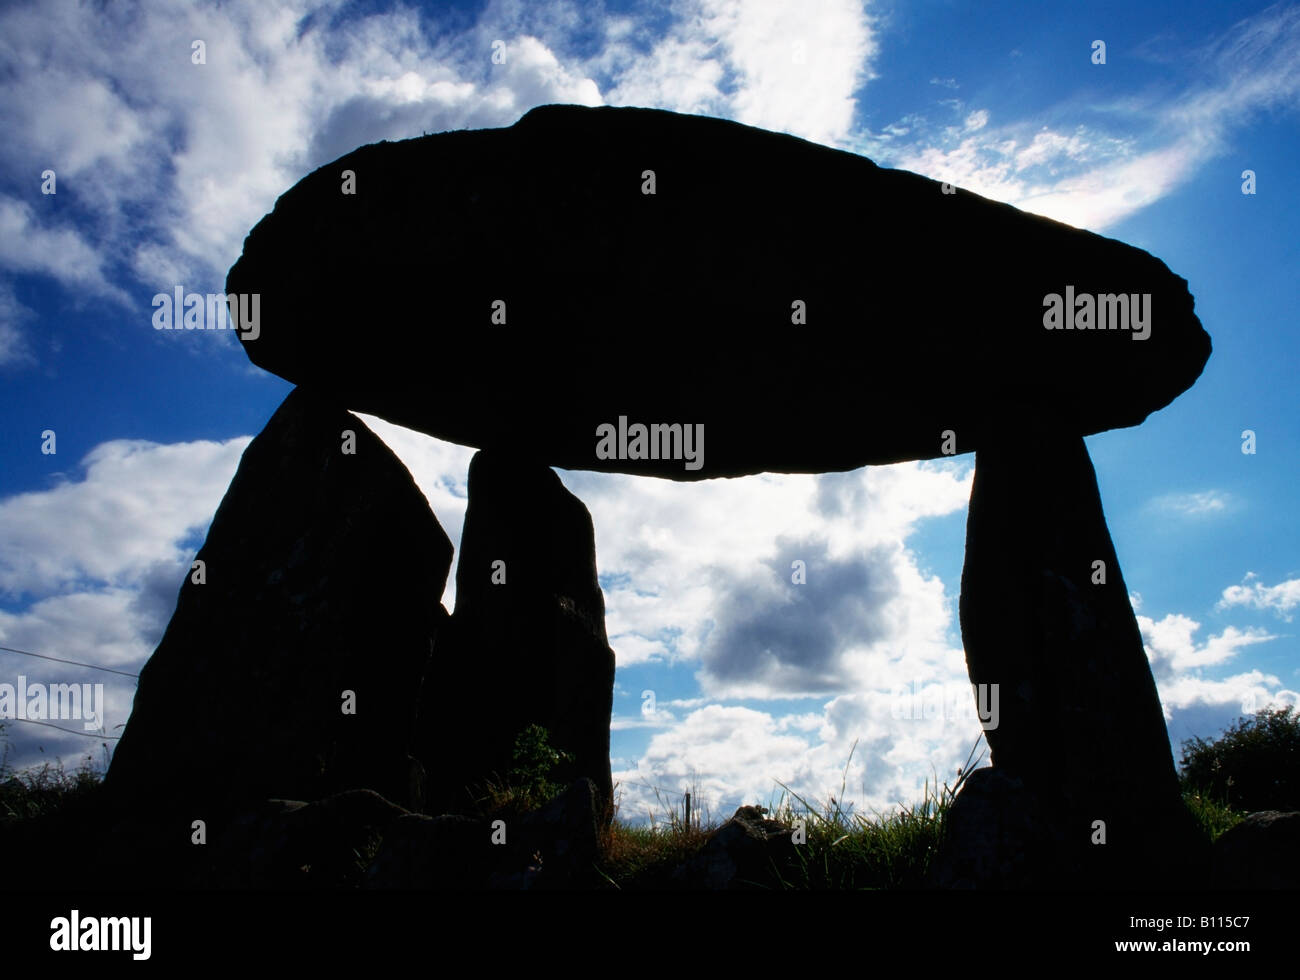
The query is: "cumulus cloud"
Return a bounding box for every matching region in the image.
[557,460,972,678]
[612,689,985,823]
[1218,572,1300,620]
[1139,611,1275,677]
[540,459,978,819]
[699,536,901,697]
[0,0,607,332]
[0,436,250,768]
[0,437,250,597]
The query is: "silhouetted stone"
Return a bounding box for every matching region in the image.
[929,768,1063,889]
[1211,810,1300,889]
[952,429,1209,887]
[673,805,798,890]
[204,789,412,888]
[507,776,602,888]
[363,779,603,889]
[227,104,1210,479]
[413,451,614,819]
[363,813,491,889]
[106,387,453,820]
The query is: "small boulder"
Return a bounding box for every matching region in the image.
[673,805,798,890]
[1211,810,1300,889]
[929,767,1063,889]
[364,779,603,889]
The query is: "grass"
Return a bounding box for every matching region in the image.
[764,738,981,890]
[1182,787,1245,841]
[0,723,111,828]
[596,738,984,890]
[0,721,1254,886]
[594,740,1254,889]
[596,777,717,888]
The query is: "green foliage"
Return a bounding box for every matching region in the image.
[1181,787,1244,841]
[1178,705,1300,813]
[477,723,575,817]
[507,723,574,802]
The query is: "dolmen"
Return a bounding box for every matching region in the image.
[109,104,1211,888]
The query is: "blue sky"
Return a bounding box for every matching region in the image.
[0,0,1296,824]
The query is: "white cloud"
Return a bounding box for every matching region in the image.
[1139,611,1275,676]
[0,588,156,753]
[611,690,983,824]
[0,0,606,326]
[1159,670,1294,716]
[885,3,1300,231]
[0,197,128,304]
[602,0,876,145]
[557,460,972,677]
[1218,572,1300,620]
[1149,490,1231,517]
[0,437,249,597]
[0,281,35,366]
[0,436,250,769]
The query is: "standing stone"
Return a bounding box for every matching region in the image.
[943,431,1207,887]
[107,387,453,819]
[414,451,615,821]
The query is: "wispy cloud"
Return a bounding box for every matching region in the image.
[0,281,35,367]
[878,2,1300,230]
[1150,490,1232,517]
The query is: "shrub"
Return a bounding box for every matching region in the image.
[1178,705,1300,813]
[475,723,575,817]
[0,723,108,827]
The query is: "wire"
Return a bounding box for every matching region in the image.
[0,644,139,679]
[0,717,119,739]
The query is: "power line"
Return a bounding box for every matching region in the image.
[0,644,139,679]
[0,717,120,739]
